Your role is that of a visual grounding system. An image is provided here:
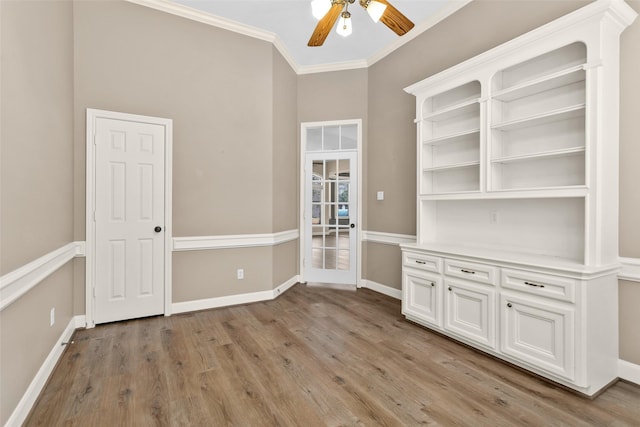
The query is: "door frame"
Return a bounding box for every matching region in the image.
[299,119,363,286]
[85,109,173,328]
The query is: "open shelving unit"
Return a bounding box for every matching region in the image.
[419,81,481,195]
[402,0,637,397]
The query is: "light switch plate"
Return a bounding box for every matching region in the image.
[377,191,384,201]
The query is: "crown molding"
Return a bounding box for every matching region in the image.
[125,0,474,75]
[297,59,370,75]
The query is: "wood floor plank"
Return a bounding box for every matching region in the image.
[25,284,640,426]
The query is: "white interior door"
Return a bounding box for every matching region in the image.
[304,151,358,284]
[93,117,166,324]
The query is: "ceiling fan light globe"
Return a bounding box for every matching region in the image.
[336,16,353,37]
[367,0,387,23]
[311,0,332,20]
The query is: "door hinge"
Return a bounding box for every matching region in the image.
[93,210,96,222]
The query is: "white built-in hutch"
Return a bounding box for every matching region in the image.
[401,0,636,396]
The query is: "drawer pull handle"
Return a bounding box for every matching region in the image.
[507,303,512,308]
[461,269,475,274]
[415,260,426,265]
[524,281,545,288]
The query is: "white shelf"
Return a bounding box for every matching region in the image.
[420,187,588,201]
[492,104,585,132]
[491,146,585,164]
[423,161,480,172]
[493,65,585,102]
[422,99,480,122]
[423,128,480,146]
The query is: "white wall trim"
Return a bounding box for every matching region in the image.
[619,257,640,282]
[0,242,85,312]
[361,279,402,300]
[172,275,300,314]
[173,229,299,252]
[4,315,82,427]
[297,59,369,76]
[362,231,417,246]
[619,359,640,386]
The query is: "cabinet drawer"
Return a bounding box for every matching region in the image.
[501,269,576,303]
[403,252,442,273]
[444,259,497,285]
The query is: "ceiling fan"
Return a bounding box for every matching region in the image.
[308,0,415,47]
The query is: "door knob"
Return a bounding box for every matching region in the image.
[154,226,162,233]
[350,223,355,228]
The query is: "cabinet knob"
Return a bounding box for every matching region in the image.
[507,302,512,308]
[431,282,435,287]
[448,286,452,291]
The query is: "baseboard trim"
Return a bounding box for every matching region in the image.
[173,229,298,252]
[5,315,82,427]
[273,275,298,298]
[361,279,402,300]
[0,242,85,312]
[619,359,640,385]
[172,275,300,314]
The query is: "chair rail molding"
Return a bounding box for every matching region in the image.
[362,230,417,246]
[0,242,85,311]
[619,257,640,282]
[173,229,299,251]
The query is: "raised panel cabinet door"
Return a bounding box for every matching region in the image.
[444,279,496,350]
[402,270,442,328]
[94,117,166,324]
[500,293,575,381]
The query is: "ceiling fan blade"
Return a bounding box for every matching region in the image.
[377,0,415,36]
[308,3,344,47]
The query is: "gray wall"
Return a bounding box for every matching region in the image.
[2,1,640,423]
[0,1,75,423]
[72,1,299,306]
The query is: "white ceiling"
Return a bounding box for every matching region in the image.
[166,0,470,72]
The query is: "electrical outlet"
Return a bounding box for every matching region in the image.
[237,268,244,280]
[50,307,55,327]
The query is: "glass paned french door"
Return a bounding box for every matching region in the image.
[305,151,357,284]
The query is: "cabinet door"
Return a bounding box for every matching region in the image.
[500,293,575,381]
[444,279,496,349]
[402,270,442,328]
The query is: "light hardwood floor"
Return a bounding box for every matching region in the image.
[26,284,640,426]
